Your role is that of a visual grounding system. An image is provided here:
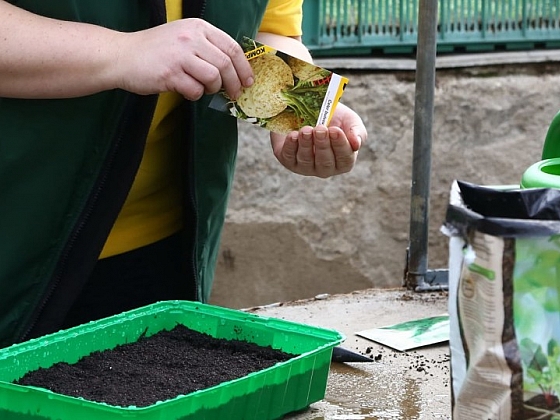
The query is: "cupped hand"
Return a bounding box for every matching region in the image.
[271,103,366,178]
[114,18,253,100]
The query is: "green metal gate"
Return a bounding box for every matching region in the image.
[302,0,560,56]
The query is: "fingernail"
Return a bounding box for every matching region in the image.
[245,77,254,87]
[315,129,327,140]
[231,90,241,101]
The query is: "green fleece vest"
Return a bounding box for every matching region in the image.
[0,0,268,348]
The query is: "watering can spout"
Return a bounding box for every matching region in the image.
[521,109,560,189]
[541,109,560,160]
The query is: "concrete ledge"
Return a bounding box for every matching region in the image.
[250,288,450,419]
[314,49,560,71]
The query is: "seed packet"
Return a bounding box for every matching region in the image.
[356,314,449,352]
[209,37,349,134]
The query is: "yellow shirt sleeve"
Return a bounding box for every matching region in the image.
[259,0,303,37]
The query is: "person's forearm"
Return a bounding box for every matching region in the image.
[0,1,122,98]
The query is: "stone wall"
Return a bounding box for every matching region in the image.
[210,61,560,309]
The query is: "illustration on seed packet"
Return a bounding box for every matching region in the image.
[356,314,449,352]
[209,37,348,134]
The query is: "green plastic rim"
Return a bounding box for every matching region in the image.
[0,301,344,420]
[521,158,560,189]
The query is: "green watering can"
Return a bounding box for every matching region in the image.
[521,110,560,189]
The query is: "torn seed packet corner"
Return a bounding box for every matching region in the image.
[209,36,349,134]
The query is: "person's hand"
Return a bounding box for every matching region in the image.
[271,103,366,178]
[113,18,254,100]
[0,0,255,100]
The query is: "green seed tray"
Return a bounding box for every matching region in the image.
[0,300,343,420]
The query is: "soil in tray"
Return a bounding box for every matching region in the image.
[15,324,295,407]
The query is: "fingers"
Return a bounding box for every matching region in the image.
[346,127,365,153]
[277,126,357,177]
[205,31,254,92]
[192,31,253,99]
[295,127,317,173]
[173,72,205,101]
[310,127,336,178]
[328,103,366,152]
[278,132,298,168]
[119,19,254,100]
[329,127,361,173]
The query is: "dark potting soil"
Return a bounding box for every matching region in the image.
[15,324,295,408]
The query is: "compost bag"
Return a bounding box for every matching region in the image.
[442,180,560,419]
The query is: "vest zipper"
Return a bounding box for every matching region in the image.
[183,0,207,302]
[20,145,119,341]
[16,0,166,344]
[18,101,147,342]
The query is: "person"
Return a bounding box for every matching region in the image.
[0,0,367,348]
